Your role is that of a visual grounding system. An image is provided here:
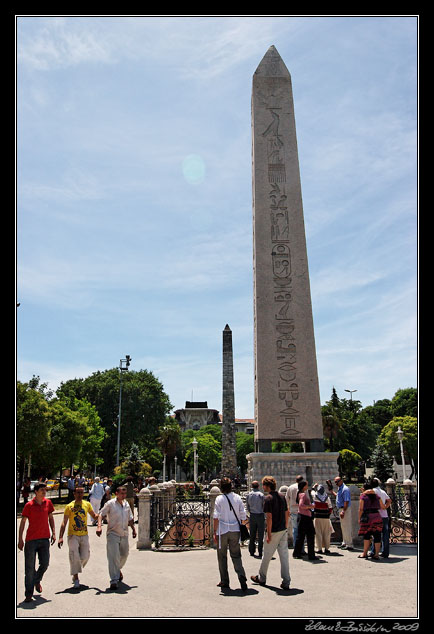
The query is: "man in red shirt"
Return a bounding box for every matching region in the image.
[18,482,56,603]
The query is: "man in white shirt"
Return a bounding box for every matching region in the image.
[213,477,248,591]
[285,475,306,554]
[97,484,136,590]
[369,478,391,559]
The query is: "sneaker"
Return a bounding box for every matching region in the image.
[110,582,118,590]
[24,595,33,603]
[34,582,42,593]
[324,549,331,554]
[73,579,80,589]
[280,583,290,590]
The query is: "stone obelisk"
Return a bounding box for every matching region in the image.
[252,46,324,452]
[221,324,238,477]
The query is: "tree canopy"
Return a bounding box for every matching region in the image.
[56,368,172,473]
[17,376,105,483]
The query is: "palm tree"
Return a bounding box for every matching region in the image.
[322,410,343,452]
[157,419,181,479]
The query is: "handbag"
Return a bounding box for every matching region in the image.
[224,494,250,541]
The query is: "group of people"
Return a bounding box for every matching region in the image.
[213,474,392,592]
[18,472,392,602]
[18,477,141,603]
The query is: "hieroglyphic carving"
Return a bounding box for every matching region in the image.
[262,107,286,183]
[263,107,300,438]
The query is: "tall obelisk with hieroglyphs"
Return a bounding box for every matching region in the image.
[252,46,324,452]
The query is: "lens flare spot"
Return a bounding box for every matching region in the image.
[182,154,206,185]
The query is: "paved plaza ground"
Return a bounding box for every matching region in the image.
[16,513,418,620]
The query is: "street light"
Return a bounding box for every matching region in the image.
[396,426,407,482]
[192,438,198,483]
[116,355,131,467]
[344,389,357,400]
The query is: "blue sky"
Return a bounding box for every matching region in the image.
[16,16,418,418]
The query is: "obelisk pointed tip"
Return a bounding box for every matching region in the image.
[254,45,290,78]
[224,324,231,331]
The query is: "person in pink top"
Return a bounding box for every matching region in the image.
[292,481,319,560]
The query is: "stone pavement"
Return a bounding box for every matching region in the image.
[16,514,418,619]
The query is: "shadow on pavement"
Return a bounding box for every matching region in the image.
[259,585,304,596]
[17,596,51,609]
[219,587,260,597]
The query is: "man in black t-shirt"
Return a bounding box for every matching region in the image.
[250,476,291,590]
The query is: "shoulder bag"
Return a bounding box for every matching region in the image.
[224,494,250,541]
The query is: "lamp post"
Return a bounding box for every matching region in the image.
[116,355,131,467]
[344,389,357,401]
[396,426,407,482]
[192,438,198,483]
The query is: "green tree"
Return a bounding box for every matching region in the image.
[118,442,152,478]
[16,380,50,486]
[378,416,417,480]
[57,368,172,473]
[391,388,417,418]
[339,449,363,480]
[236,432,254,473]
[157,419,182,466]
[370,442,394,483]
[321,387,350,452]
[33,399,89,476]
[184,433,221,479]
[60,396,106,471]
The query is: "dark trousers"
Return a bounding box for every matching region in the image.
[24,538,50,597]
[248,513,265,556]
[293,514,316,559]
[370,517,390,557]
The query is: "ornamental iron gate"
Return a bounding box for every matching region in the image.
[151,492,210,548]
[388,485,417,544]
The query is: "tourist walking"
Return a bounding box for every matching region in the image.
[88,477,105,524]
[213,477,248,591]
[312,483,333,554]
[21,477,31,506]
[67,475,76,502]
[369,478,391,559]
[327,476,354,550]
[58,485,100,588]
[246,480,265,558]
[124,476,136,520]
[358,479,386,560]
[97,484,136,590]
[251,476,291,590]
[285,474,306,553]
[18,482,56,603]
[293,480,319,560]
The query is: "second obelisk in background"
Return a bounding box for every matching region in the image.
[221,324,238,478]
